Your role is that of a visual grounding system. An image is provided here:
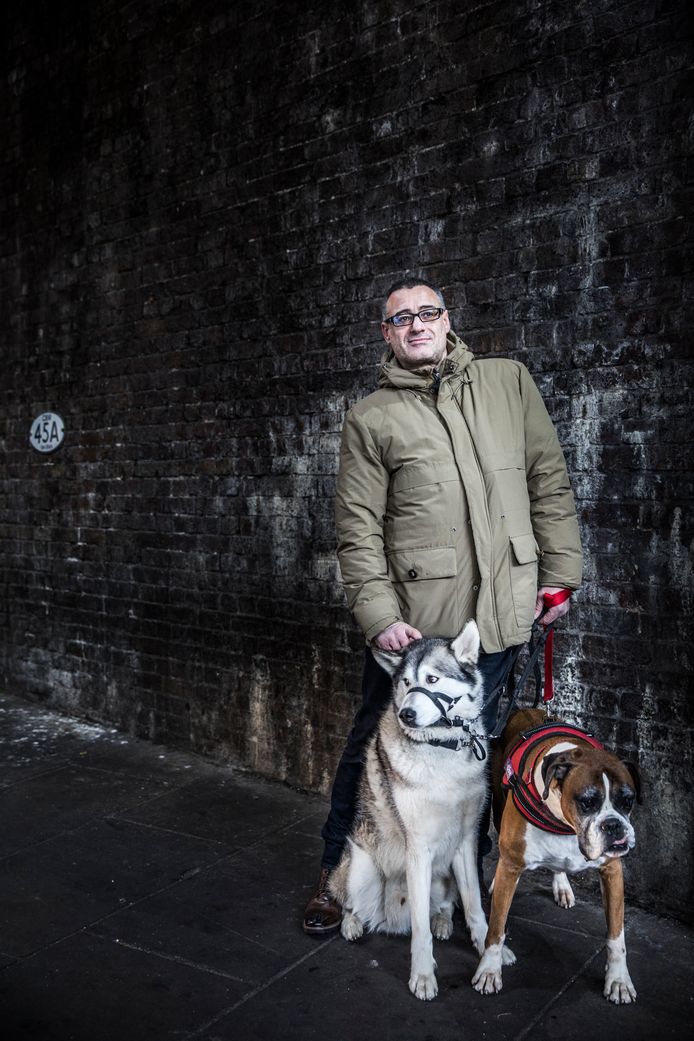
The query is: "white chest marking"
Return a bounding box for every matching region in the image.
[523,827,603,873]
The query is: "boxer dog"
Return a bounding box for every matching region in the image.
[472,708,640,1004]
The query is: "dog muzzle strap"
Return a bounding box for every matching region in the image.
[407,686,487,760]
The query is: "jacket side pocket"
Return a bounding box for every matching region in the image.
[508,533,539,630]
[386,546,458,636]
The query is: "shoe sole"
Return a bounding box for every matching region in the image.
[302,919,342,936]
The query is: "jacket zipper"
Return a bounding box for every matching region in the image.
[453,384,504,648]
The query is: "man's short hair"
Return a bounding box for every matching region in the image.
[382,278,447,319]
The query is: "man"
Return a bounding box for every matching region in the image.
[303,278,582,934]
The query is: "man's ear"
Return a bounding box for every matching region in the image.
[541,752,576,800]
[371,647,403,677]
[451,620,480,666]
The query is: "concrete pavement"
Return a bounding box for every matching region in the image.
[0,690,691,1041]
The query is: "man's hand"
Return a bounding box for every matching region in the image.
[534,587,571,626]
[374,621,422,651]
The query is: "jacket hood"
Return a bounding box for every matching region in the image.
[377,330,475,389]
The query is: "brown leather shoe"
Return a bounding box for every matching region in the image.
[302,867,342,935]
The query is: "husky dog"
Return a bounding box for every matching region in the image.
[329,620,515,1001]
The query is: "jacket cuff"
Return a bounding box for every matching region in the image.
[353,597,402,643]
[538,560,582,590]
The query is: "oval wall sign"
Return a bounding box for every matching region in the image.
[30,412,65,453]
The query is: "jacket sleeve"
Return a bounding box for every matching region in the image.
[334,407,402,641]
[519,364,583,590]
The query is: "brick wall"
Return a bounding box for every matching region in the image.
[1,0,692,916]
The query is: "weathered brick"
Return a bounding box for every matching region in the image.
[0,0,691,919]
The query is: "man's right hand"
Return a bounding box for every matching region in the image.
[373,621,422,651]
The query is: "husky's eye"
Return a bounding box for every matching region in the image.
[402,677,411,687]
[425,674,439,685]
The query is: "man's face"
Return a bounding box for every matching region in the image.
[381,285,450,370]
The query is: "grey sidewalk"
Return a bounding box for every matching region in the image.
[0,690,691,1041]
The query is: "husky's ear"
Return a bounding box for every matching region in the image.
[541,752,576,800]
[371,646,404,677]
[451,620,480,666]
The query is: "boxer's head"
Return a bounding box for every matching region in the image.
[541,749,640,862]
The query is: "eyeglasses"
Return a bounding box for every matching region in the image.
[383,307,446,327]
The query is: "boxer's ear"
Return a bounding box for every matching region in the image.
[622,760,643,804]
[541,752,576,800]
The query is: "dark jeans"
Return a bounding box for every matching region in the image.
[320,644,518,870]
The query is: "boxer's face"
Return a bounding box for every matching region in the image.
[567,768,636,861]
[545,752,638,862]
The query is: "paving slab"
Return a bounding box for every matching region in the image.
[121,769,325,850]
[0,817,229,958]
[89,819,329,985]
[0,930,246,1041]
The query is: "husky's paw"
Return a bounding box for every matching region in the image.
[502,945,516,966]
[340,911,364,942]
[552,872,575,909]
[430,912,453,940]
[604,972,637,1004]
[409,972,438,1001]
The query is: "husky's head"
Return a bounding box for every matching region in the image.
[373,620,484,737]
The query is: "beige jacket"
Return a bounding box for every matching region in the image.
[335,332,582,653]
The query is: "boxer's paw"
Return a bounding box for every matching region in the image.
[502,945,516,966]
[604,970,637,1004]
[552,871,575,908]
[472,945,504,995]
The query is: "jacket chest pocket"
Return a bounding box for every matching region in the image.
[385,463,466,549]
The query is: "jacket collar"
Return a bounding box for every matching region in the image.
[377,331,475,391]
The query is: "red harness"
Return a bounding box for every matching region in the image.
[502,722,605,835]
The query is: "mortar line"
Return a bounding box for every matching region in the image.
[509,910,604,939]
[0,806,325,968]
[84,932,249,984]
[0,780,205,864]
[0,852,238,971]
[0,762,74,793]
[180,936,338,1040]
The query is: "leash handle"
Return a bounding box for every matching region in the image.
[540,589,571,702]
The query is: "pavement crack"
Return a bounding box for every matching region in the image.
[512,941,605,1041]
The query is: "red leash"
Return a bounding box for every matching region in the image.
[541,589,572,701]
